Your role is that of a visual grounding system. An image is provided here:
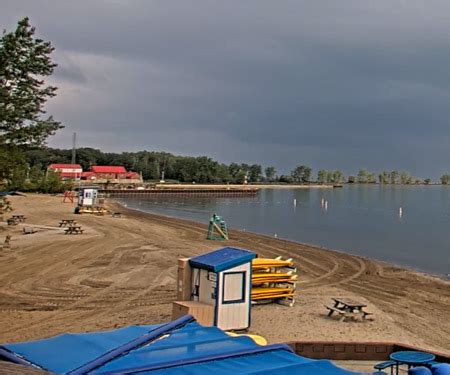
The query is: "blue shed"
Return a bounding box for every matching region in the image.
[189,247,256,330]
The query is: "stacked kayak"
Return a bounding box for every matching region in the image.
[251,256,297,306]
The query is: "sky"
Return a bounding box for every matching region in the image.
[2,0,450,178]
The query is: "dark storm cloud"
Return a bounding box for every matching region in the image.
[2,0,450,177]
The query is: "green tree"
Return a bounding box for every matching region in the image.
[332,170,344,183]
[1,17,62,146]
[0,17,63,189]
[400,171,412,184]
[357,169,369,183]
[317,170,327,183]
[291,165,311,183]
[264,166,276,182]
[441,174,450,185]
[389,170,399,184]
[424,178,432,185]
[248,164,262,183]
[378,171,389,184]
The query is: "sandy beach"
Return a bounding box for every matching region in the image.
[0,194,448,355]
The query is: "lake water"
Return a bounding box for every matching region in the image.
[117,186,450,277]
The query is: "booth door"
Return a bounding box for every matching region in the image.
[217,263,250,330]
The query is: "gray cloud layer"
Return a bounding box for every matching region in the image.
[2,1,450,177]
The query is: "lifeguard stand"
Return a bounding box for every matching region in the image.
[78,186,98,207]
[207,214,229,240]
[173,247,256,331]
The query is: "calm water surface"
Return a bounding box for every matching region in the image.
[118,186,450,276]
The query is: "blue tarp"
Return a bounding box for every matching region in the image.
[1,324,162,373]
[0,316,360,374]
[189,247,256,272]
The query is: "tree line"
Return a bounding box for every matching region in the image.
[21,148,450,186]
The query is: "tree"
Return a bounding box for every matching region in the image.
[248,164,262,183]
[332,170,344,183]
[389,170,399,184]
[424,178,432,185]
[291,165,312,183]
[357,169,369,183]
[400,171,412,185]
[441,174,450,185]
[317,170,327,183]
[378,171,389,184]
[1,17,62,146]
[264,166,276,182]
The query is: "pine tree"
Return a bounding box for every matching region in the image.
[0,17,63,147]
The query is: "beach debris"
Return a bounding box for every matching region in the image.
[3,235,11,249]
[207,214,229,240]
[22,227,36,235]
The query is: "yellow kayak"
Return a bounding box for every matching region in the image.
[251,287,295,300]
[252,257,294,270]
[252,272,297,285]
[227,332,267,346]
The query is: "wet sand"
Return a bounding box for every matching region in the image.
[0,194,448,355]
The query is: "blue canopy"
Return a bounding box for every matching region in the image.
[0,316,359,374]
[189,247,256,272]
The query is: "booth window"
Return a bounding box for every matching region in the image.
[222,272,246,304]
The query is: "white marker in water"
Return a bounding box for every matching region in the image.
[294,199,297,207]
[321,198,325,207]
[324,200,328,211]
[399,207,403,218]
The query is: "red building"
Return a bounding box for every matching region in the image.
[48,164,83,180]
[81,166,141,182]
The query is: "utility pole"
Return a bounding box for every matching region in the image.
[71,132,77,165]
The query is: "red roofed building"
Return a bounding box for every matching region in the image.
[48,164,83,180]
[81,166,142,183]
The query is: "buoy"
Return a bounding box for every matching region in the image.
[399,207,403,218]
[324,201,328,211]
[294,199,297,207]
[321,198,325,207]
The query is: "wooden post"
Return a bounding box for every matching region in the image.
[3,235,11,249]
[177,258,192,301]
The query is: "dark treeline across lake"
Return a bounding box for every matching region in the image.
[117,185,450,277]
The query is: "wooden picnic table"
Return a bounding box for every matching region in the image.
[64,225,84,235]
[12,214,26,222]
[326,297,372,321]
[59,219,77,227]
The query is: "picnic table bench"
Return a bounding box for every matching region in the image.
[64,225,84,235]
[326,297,373,321]
[7,218,19,225]
[12,214,26,222]
[59,219,77,227]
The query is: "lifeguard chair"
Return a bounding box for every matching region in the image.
[207,214,229,240]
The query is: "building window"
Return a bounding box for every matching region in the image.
[222,272,246,304]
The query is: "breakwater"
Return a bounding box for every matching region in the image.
[101,188,259,198]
